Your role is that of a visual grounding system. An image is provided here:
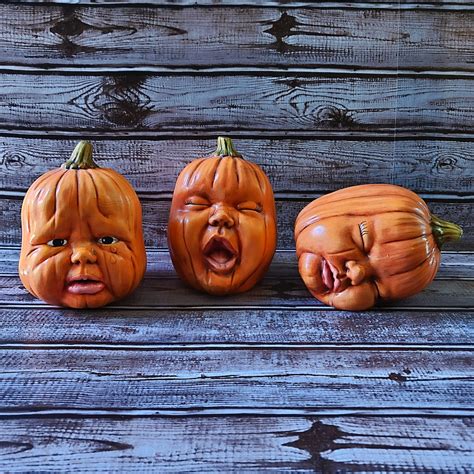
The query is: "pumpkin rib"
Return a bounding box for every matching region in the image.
[248,161,265,192]
[182,215,199,286]
[186,157,207,188]
[212,157,224,189]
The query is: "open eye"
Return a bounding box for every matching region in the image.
[97,236,119,245]
[237,201,262,213]
[185,196,210,209]
[47,238,68,247]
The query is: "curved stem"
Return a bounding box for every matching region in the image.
[214,136,242,158]
[430,214,463,249]
[63,141,99,169]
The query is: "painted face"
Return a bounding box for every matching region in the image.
[295,185,442,311]
[168,155,277,295]
[19,168,146,308]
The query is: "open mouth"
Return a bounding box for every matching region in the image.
[66,275,105,295]
[321,259,343,293]
[203,236,238,274]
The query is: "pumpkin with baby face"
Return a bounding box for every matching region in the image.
[19,141,147,308]
[295,184,462,311]
[168,137,277,295]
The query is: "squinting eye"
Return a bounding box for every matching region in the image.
[97,236,119,245]
[47,238,68,247]
[185,197,210,208]
[237,201,262,212]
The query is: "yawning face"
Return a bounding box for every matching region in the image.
[168,154,277,295]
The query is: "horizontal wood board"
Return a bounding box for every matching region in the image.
[1,136,473,195]
[1,5,473,70]
[2,250,473,309]
[0,416,472,472]
[0,73,473,133]
[1,195,471,249]
[0,347,472,411]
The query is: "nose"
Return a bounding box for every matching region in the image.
[71,244,98,265]
[345,260,366,286]
[209,206,235,228]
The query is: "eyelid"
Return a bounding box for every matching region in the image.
[47,238,68,247]
[97,236,119,245]
[185,196,210,206]
[237,201,262,212]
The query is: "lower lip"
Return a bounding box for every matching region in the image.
[205,256,238,274]
[67,281,105,295]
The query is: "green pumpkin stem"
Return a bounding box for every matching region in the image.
[214,136,242,158]
[63,140,99,169]
[430,214,463,249]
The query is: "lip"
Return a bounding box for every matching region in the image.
[321,258,346,293]
[202,236,238,274]
[66,274,105,295]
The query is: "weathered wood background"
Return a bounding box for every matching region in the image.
[0,0,472,471]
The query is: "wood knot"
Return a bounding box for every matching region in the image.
[316,106,356,129]
[51,16,86,37]
[388,372,408,383]
[435,156,458,173]
[264,12,297,53]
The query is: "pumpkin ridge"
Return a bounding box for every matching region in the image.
[382,246,437,277]
[187,157,207,188]
[212,157,224,189]
[182,215,199,286]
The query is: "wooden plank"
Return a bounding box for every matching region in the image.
[1,136,473,195]
[1,247,472,279]
[2,246,473,308]
[0,305,472,345]
[1,5,473,70]
[0,416,471,472]
[0,348,472,410]
[1,196,472,249]
[0,73,472,133]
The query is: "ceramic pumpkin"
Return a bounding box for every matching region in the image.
[295,184,462,311]
[168,137,277,295]
[19,141,147,308]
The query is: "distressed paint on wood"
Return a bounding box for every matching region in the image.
[1,5,473,70]
[0,348,472,410]
[1,136,473,195]
[1,196,471,249]
[0,416,471,472]
[0,306,473,345]
[0,73,473,132]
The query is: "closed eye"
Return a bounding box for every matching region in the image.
[358,221,369,253]
[237,201,262,212]
[185,196,210,208]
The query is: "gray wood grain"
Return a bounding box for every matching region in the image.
[1,136,472,195]
[1,5,473,70]
[0,73,472,132]
[1,196,472,249]
[0,348,472,411]
[0,305,472,345]
[0,416,471,473]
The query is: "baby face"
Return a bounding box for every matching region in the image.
[19,169,146,308]
[168,156,276,294]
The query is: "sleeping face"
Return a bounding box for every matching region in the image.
[168,156,277,295]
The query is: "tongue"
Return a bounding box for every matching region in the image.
[321,260,334,291]
[67,281,105,295]
[209,249,232,264]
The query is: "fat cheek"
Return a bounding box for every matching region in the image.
[30,251,70,301]
[100,249,136,297]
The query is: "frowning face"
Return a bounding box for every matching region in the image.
[19,168,146,308]
[168,155,277,295]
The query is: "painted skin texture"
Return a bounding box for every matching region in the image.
[168,138,277,295]
[19,146,146,308]
[295,184,461,311]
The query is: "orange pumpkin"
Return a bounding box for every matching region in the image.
[295,184,462,311]
[168,137,277,295]
[19,141,147,308]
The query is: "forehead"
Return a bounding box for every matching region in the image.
[179,157,267,202]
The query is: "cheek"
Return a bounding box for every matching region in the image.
[331,283,378,311]
[235,214,266,273]
[22,249,71,303]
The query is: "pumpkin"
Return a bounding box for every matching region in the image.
[295,184,462,311]
[168,137,277,295]
[19,141,147,308]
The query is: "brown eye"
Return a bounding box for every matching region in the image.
[97,236,119,245]
[47,238,68,247]
[237,201,262,212]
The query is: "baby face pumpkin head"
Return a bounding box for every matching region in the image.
[295,184,462,311]
[168,137,277,295]
[19,141,146,308]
